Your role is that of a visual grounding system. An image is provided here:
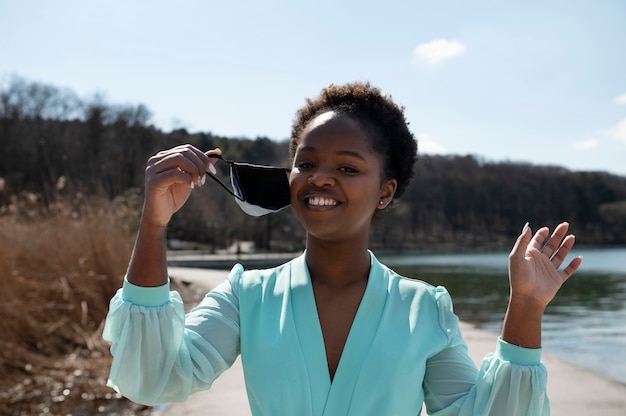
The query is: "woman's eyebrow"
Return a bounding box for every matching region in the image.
[297,146,367,161]
[335,150,366,161]
[297,146,316,154]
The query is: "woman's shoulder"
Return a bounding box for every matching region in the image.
[375,257,437,289]
[376,260,459,337]
[377,261,452,305]
[385,266,434,287]
[228,254,302,291]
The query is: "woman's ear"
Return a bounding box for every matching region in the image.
[377,179,397,209]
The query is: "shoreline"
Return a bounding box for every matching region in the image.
[167,244,626,264]
[163,266,626,415]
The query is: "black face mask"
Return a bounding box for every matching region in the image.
[205,155,291,217]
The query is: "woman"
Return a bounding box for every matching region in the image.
[103,82,581,415]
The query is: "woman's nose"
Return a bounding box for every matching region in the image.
[307,170,335,187]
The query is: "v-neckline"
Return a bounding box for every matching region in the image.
[290,253,389,414]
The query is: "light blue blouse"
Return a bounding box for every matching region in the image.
[103,253,549,415]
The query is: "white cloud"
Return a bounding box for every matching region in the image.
[413,39,466,65]
[573,139,600,150]
[418,133,448,154]
[609,118,626,144]
[615,93,626,105]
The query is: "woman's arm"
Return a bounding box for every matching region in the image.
[502,222,582,348]
[126,145,220,287]
[423,289,550,416]
[103,270,242,405]
[425,223,581,415]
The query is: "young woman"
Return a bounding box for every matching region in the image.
[103,82,582,415]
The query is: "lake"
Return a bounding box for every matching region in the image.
[378,246,626,385]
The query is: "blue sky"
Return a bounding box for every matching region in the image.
[2,0,625,176]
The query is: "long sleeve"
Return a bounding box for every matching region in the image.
[102,265,243,406]
[422,287,549,416]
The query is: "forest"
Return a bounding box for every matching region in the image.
[2,76,626,249]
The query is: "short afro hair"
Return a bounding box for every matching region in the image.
[289,81,418,200]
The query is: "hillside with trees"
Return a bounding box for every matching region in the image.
[2,76,626,249]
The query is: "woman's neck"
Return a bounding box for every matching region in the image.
[304,236,371,288]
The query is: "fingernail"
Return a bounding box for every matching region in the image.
[522,222,529,233]
[201,174,206,185]
[209,163,217,175]
[190,181,195,190]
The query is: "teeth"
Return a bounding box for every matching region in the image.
[307,196,338,206]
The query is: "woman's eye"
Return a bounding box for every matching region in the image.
[339,166,358,173]
[296,161,314,169]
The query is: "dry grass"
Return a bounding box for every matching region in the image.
[0,191,156,415]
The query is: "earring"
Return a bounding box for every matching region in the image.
[379,200,385,205]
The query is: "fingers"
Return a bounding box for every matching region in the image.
[528,226,550,252]
[151,167,198,188]
[525,221,581,273]
[509,222,532,262]
[560,255,583,282]
[206,148,222,157]
[549,234,575,269]
[539,222,569,259]
[205,148,222,175]
[148,145,214,187]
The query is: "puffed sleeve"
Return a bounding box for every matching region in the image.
[423,287,549,416]
[102,264,244,406]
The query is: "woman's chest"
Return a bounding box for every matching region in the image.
[313,282,367,380]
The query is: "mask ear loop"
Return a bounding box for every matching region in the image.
[204,154,246,201]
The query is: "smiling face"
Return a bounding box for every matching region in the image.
[289,111,397,245]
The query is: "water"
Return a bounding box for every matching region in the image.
[378,246,626,385]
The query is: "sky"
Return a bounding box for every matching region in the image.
[1,0,625,176]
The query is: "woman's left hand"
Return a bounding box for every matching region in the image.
[508,222,583,309]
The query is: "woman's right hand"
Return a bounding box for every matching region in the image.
[142,145,221,228]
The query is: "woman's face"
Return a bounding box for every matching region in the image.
[289,111,397,244]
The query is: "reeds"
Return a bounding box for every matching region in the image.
[0,191,148,415]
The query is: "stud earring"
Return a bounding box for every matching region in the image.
[379,200,384,205]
